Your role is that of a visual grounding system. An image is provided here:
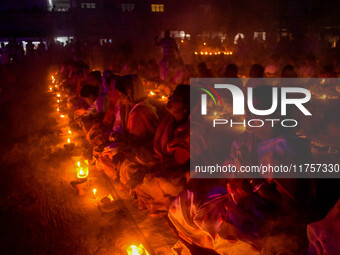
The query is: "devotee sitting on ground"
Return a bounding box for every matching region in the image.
[95,75,159,182]
[134,84,197,215]
[75,84,108,134]
[86,74,121,149]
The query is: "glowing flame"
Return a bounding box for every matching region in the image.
[205,52,208,55]
[67,138,70,143]
[93,189,97,196]
[200,51,203,55]
[181,40,184,43]
[55,84,58,88]
[203,42,206,45]
[77,167,88,178]
[127,244,149,255]
[68,130,72,134]
[60,115,65,118]
[77,161,80,167]
[322,94,326,99]
[57,94,61,98]
[57,100,60,103]
[161,95,166,101]
[108,194,114,201]
[194,52,198,55]
[49,87,52,91]
[149,91,155,96]
[57,108,59,112]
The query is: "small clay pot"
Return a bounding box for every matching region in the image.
[70,178,87,195]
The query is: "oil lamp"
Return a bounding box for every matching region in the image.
[127,244,149,255]
[76,161,89,179]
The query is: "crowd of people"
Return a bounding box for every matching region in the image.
[2,33,340,254]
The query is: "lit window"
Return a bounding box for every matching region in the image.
[81,2,96,8]
[151,4,164,12]
[122,3,135,12]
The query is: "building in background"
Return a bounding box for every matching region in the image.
[0,0,339,50]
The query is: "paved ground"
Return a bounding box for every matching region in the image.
[0,68,180,255]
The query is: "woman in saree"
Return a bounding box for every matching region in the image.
[134,84,196,215]
[95,75,159,181]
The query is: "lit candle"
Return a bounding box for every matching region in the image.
[322,94,326,99]
[149,91,155,96]
[67,138,70,143]
[93,189,97,197]
[68,130,72,134]
[57,93,61,98]
[60,115,65,118]
[194,52,198,55]
[49,87,52,91]
[57,108,59,112]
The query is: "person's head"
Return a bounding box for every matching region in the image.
[167,84,190,122]
[224,64,238,78]
[86,70,102,86]
[281,64,298,78]
[249,64,264,78]
[102,69,113,88]
[320,64,337,78]
[80,84,100,105]
[115,75,144,105]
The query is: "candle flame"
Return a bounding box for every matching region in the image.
[322,94,326,99]
[77,161,80,167]
[149,91,155,96]
[93,189,97,196]
[194,52,198,55]
[67,138,70,143]
[57,94,61,97]
[60,114,65,118]
[127,244,149,255]
[68,130,72,134]
[49,87,52,91]
[57,108,59,112]
[57,100,60,103]
[79,168,84,175]
[203,42,206,45]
